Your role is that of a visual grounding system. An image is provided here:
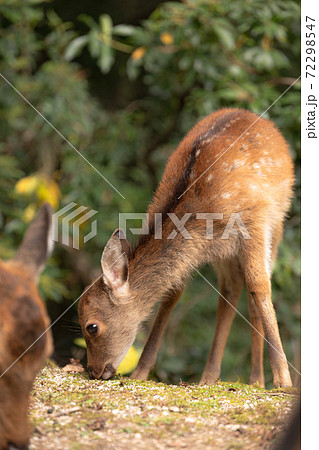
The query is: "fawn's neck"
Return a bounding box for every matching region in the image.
[128,231,205,309]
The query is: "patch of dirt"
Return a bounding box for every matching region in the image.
[29,364,299,449]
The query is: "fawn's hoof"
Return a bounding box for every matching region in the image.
[273,377,293,388]
[199,376,219,386]
[130,369,149,381]
[249,375,265,388]
[273,382,293,388]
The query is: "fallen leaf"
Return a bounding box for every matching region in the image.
[62,364,85,373]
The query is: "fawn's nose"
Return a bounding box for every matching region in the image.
[87,364,116,380]
[87,366,103,380]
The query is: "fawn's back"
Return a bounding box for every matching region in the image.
[148,108,293,251]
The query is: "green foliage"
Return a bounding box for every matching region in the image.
[65,13,134,73]
[0,0,300,386]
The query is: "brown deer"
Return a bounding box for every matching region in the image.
[0,203,53,450]
[78,108,294,388]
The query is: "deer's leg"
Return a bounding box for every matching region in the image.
[200,261,244,385]
[131,288,183,380]
[243,228,292,387]
[248,223,284,386]
[248,294,265,386]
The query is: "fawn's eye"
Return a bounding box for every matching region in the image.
[86,324,99,335]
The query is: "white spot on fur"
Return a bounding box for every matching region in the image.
[259,157,274,168]
[195,149,201,157]
[221,192,231,199]
[232,159,245,169]
[250,184,258,190]
[201,131,210,140]
[207,174,213,183]
[252,163,260,170]
[222,161,232,173]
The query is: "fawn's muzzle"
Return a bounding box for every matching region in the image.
[88,363,116,380]
[87,366,102,379]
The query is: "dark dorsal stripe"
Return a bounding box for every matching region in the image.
[155,110,242,218]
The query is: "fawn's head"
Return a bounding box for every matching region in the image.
[0,204,53,450]
[78,229,142,380]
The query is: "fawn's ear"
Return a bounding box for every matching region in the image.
[101,229,130,294]
[13,203,53,279]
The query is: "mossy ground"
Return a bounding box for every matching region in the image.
[29,364,299,449]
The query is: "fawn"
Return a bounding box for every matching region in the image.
[0,203,53,450]
[79,108,294,387]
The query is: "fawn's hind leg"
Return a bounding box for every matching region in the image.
[131,288,183,381]
[243,227,292,387]
[248,294,265,386]
[248,222,288,387]
[200,260,244,385]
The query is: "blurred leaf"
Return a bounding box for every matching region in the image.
[113,24,135,36]
[88,29,101,58]
[74,337,86,348]
[117,346,140,375]
[15,174,40,195]
[22,204,37,222]
[214,20,235,50]
[78,13,98,30]
[98,43,114,73]
[100,14,112,43]
[64,36,88,61]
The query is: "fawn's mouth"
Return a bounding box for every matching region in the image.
[88,363,116,380]
[101,363,116,380]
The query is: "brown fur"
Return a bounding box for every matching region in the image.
[0,204,53,449]
[79,108,294,387]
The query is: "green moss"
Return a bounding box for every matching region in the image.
[29,366,298,449]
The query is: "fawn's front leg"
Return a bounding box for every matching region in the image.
[131,288,183,380]
[200,261,243,385]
